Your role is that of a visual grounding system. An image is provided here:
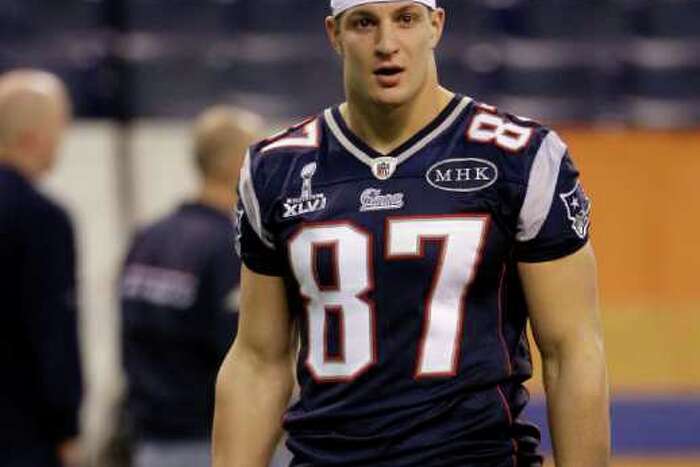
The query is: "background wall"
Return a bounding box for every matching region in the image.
[561,129,700,392]
[569,130,700,307]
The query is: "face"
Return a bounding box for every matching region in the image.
[33,94,70,176]
[326,2,445,108]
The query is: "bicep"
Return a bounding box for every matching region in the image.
[518,242,603,358]
[232,265,294,364]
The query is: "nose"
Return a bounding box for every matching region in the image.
[375,22,399,58]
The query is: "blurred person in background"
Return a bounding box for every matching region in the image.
[0,69,83,467]
[214,1,609,466]
[119,106,262,467]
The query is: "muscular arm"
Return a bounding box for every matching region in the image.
[212,265,295,467]
[518,243,610,467]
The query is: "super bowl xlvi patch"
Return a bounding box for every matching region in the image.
[359,188,404,212]
[560,181,591,239]
[426,158,498,192]
[283,162,327,218]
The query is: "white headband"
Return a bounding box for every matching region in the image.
[331,0,436,16]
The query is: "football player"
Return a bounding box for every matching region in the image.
[213,2,610,466]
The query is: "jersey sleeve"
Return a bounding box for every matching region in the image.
[514,130,591,262]
[235,148,286,276]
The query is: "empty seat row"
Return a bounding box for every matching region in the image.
[1,0,698,37]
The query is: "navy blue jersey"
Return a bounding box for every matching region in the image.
[121,202,240,440]
[236,96,590,466]
[0,165,82,463]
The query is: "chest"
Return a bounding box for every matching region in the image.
[273,172,518,303]
[271,157,520,247]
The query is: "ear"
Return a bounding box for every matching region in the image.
[16,128,41,156]
[325,15,343,56]
[428,8,446,49]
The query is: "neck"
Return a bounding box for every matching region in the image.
[198,180,236,215]
[341,82,454,155]
[0,151,39,182]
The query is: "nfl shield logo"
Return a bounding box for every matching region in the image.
[560,181,591,239]
[372,157,397,180]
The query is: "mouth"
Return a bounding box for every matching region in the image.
[374,65,404,77]
[373,66,405,87]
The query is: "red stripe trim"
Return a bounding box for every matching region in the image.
[497,263,513,376]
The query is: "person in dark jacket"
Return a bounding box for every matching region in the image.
[120,106,262,467]
[0,69,83,467]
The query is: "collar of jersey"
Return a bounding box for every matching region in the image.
[324,94,471,170]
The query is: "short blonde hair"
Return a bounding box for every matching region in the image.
[192,106,262,178]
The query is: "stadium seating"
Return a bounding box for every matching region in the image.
[0,0,103,38]
[124,0,240,34]
[236,0,329,34]
[619,0,700,127]
[624,0,700,38]
[0,0,697,124]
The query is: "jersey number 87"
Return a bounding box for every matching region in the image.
[288,215,489,382]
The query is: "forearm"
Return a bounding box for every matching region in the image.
[542,339,610,467]
[212,343,294,467]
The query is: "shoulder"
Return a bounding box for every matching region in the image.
[129,208,185,248]
[27,189,74,235]
[126,207,184,258]
[132,206,232,253]
[130,214,165,243]
[464,100,569,184]
[465,100,564,155]
[11,189,75,254]
[242,114,324,199]
[252,115,321,158]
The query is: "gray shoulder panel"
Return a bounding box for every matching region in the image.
[516,131,568,242]
[238,149,275,249]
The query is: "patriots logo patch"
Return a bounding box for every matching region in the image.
[233,207,244,256]
[560,181,591,239]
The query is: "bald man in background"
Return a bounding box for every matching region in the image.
[0,69,83,467]
[119,106,263,467]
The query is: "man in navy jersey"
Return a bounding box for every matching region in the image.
[121,106,262,466]
[213,1,610,466]
[0,70,82,467]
